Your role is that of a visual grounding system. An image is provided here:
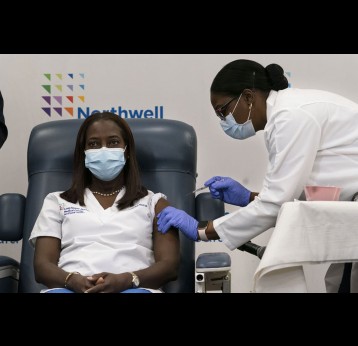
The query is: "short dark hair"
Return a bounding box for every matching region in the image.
[60,112,148,210]
[211,59,288,96]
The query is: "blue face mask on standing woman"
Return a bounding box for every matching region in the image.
[85,146,126,181]
[220,93,256,140]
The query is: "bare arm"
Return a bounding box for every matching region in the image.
[250,192,259,202]
[134,197,180,288]
[34,236,94,292]
[34,236,67,288]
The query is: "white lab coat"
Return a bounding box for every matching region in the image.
[214,88,358,291]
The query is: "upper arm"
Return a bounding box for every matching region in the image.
[34,236,61,268]
[152,198,180,265]
[29,193,63,247]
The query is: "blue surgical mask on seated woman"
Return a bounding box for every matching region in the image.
[85,146,126,181]
[220,94,256,140]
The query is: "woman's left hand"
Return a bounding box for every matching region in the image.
[84,272,132,293]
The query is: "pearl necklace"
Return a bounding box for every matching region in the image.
[91,186,124,197]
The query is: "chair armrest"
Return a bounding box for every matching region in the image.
[196,252,231,272]
[0,193,26,241]
[195,192,225,221]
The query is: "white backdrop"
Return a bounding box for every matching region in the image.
[1,54,358,292]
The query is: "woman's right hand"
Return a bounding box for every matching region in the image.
[84,272,132,293]
[66,273,96,293]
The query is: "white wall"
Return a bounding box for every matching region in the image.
[1,54,357,292]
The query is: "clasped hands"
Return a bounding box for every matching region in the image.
[68,272,132,293]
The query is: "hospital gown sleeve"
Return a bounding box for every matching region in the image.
[148,192,167,224]
[29,193,63,247]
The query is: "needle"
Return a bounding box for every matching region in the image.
[187,186,209,195]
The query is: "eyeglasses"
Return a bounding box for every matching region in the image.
[215,72,256,121]
[215,96,238,120]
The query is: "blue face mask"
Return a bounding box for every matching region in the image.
[85,146,126,181]
[220,94,256,140]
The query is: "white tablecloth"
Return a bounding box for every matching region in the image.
[254,201,358,292]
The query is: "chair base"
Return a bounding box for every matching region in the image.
[195,270,231,293]
[195,253,231,293]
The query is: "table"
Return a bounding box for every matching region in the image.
[253,201,358,292]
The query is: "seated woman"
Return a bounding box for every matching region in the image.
[29,112,179,293]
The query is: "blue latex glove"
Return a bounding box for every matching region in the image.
[157,206,199,241]
[204,176,251,207]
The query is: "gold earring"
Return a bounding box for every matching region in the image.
[249,103,252,110]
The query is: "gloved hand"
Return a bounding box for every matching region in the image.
[204,176,251,207]
[157,206,199,241]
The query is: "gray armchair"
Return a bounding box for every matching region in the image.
[0,118,226,293]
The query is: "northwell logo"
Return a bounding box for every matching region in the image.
[41,73,85,117]
[41,73,164,119]
[77,106,164,119]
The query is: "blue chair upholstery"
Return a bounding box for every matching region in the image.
[0,194,26,242]
[2,118,199,293]
[195,193,225,222]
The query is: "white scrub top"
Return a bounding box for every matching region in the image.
[29,188,166,292]
[215,88,358,250]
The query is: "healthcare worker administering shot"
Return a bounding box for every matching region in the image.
[157,59,358,292]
